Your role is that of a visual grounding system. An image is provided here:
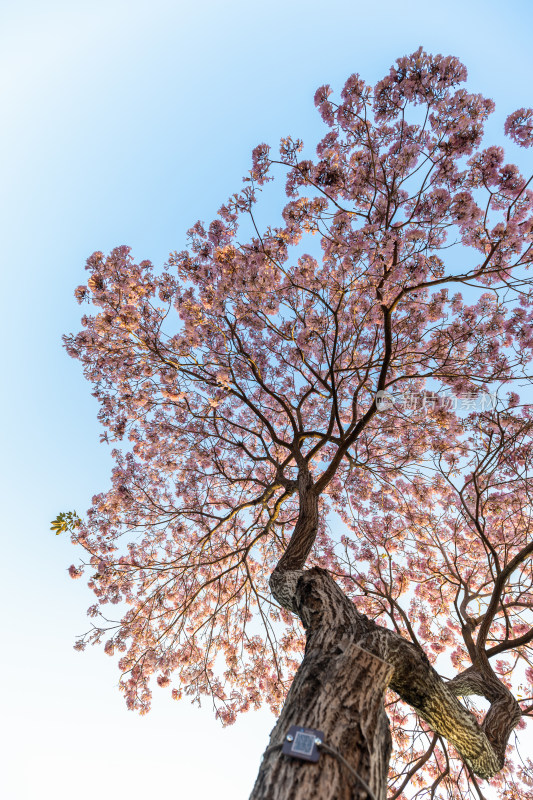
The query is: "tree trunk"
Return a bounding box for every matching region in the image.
[250,570,393,800]
[250,641,392,800]
[249,566,520,799]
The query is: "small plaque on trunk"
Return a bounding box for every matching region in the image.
[282,725,323,763]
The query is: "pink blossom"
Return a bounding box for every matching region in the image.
[505,108,533,148]
[68,565,83,579]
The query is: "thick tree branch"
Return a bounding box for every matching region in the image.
[270,568,521,780]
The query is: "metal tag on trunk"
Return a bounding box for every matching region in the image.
[282,725,323,763]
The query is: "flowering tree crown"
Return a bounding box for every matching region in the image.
[63,49,533,798]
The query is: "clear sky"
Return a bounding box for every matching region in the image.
[1,1,532,797]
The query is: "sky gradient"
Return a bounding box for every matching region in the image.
[1,1,532,797]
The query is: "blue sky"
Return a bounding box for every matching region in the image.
[1,1,532,797]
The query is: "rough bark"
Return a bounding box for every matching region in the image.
[250,567,521,799]
[446,666,521,768]
[250,573,393,800]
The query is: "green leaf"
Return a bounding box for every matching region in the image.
[50,511,81,535]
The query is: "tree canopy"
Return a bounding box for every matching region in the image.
[62,49,533,798]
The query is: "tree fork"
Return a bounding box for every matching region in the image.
[254,567,520,799]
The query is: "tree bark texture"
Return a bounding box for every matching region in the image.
[250,567,520,800]
[250,576,392,800]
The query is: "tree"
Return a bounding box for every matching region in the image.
[61,49,533,799]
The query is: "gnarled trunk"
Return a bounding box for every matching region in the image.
[250,567,521,800]
[250,569,392,800]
